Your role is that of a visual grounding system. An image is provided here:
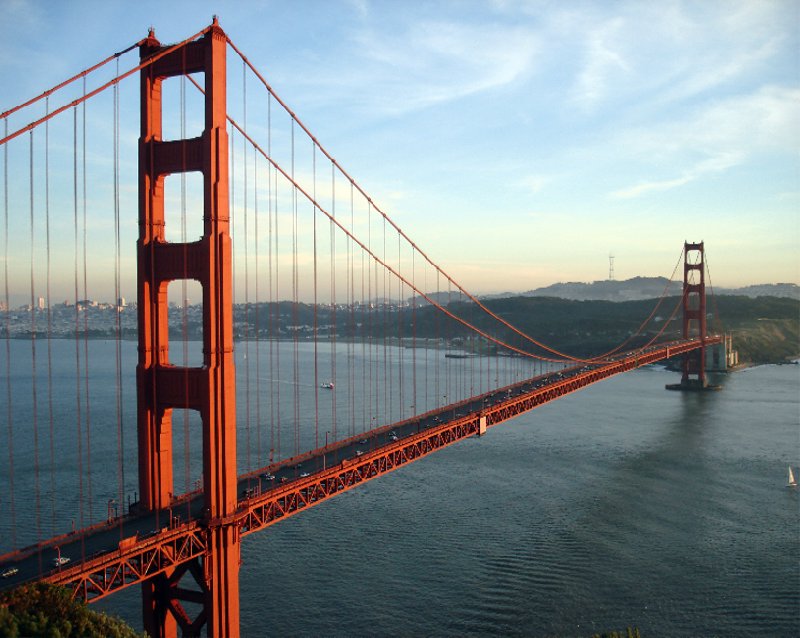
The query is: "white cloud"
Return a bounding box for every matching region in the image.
[308,19,540,116]
[611,176,693,200]
[570,17,630,111]
[609,86,799,199]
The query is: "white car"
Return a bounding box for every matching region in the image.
[1,567,19,578]
[52,556,70,567]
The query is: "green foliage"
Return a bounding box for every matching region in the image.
[0,583,143,638]
[412,295,799,364]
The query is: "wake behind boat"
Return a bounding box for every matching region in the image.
[320,381,334,389]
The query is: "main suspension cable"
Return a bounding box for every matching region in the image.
[224,37,674,365]
[0,39,144,121]
[0,26,211,147]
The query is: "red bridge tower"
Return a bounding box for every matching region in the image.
[137,19,239,637]
[679,241,708,389]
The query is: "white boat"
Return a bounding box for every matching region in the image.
[320,381,334,389]
[788,466,797,487]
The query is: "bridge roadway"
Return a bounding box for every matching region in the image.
[0,336,720,600]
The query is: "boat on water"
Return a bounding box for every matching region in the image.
[788,466,797,487]
[320,381,334,389]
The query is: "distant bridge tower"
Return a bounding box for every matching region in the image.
[137,19,239,637]
[679,241,707,388]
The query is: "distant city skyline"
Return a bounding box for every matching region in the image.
[1,0,798,305]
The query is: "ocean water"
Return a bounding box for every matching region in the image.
[2,340,798,636]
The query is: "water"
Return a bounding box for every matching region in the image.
[2,340,798,636]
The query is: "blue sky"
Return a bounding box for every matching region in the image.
[1,0,798,297]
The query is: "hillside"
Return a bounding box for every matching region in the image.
[483,278,799,303]
[388,295,799,365]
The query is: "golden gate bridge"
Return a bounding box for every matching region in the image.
[0,19,724,637]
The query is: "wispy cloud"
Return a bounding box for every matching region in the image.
[360,20,539,113]
[609,85,798,199]
[570,17,630,111]
[296,18,539,117]
[557,1,790,115]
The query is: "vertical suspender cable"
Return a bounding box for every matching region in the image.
[349,182,354,438]
[113,65,126,532]
[243,62,252,475]
[29,131,42,558]
[704,254,725,336]
[267,94,275,463]
[381,217,393,422]
[2,119,16,550]
[72,106,85,546]
[435,270,440,409]
[360,223,366,433]
[312,145,319,450]
[45,99,56,537]
[446,280,451,406]
[397,233,403,420]
[81,79,92,526]
[291,120,299,458]
[367,201,374,433]
[469,304,475,398]
[273,133,281,462]
[422,256,428,412]
[330,163,337,442]
[254,143,262,465]
[412,247,417,416]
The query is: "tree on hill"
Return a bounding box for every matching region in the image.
[0,583,143,638]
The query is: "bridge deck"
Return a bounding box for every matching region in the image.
[0,337,720,601]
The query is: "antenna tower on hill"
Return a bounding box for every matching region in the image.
[609,253,615,281]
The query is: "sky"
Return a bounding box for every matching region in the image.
[1,0,798,300]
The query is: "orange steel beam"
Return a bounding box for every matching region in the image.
[43,337,720,604]
[137,18,239,637]
[44,525,208,603]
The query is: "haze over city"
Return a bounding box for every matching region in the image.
[1,0,798,304]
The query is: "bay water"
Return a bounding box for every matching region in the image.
[1,339,797,636]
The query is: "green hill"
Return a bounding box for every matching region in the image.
[389,294,799,365]
[0,583,142,638]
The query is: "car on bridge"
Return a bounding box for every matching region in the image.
[52,556,70,567]
[1,567,19,578]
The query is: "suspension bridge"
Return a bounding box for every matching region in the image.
[0,20,726,637]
